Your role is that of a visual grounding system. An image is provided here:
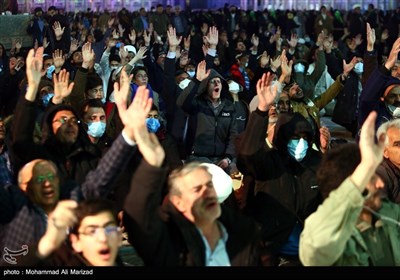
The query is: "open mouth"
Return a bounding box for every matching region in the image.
[99,248,111,260]
[42,188,55,198]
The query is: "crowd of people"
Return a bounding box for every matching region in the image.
[1,3,400,267]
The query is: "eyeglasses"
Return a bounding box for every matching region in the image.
[277,100,290,106]
[52,116,80,125]
[79,225,122,239]
[209,79,221,85]
[34,173,56,184]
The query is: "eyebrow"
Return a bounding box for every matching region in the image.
[82,221,115,229]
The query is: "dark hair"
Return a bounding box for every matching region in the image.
[70,199,118,234]
[317,143,360,199]
[80,98,105,119]
[85,73,103,94]
[273,112,313,153]
[109,54,121,64]
[132,66,148,76]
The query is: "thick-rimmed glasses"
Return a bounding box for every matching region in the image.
[78,226,122,239]
[52,116,80,125]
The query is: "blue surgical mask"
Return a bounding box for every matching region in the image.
[146,118,160,133]
[46,65,56,79]
[354,62,363,74]
[87,121,106,138]
[42,92,54,107]
[287,138,308,162]
[294,63,306,73]
[187,70,195,78]
[387,104,400,118]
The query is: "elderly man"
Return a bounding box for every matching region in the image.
[123,88,263,266]
[376,118,400,203]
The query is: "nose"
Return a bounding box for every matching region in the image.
[375,177,385,189]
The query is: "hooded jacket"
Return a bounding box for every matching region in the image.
[177,69,237,160]
[11,98,101,187]
[237,110,322,254]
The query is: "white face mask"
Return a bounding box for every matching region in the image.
[228,81,241,94]
[244,62,248,68]
[287,138,308,162]
[294,63,306,73]
[110,66,119,71]
[354,62,364,74]
[388,104,400,118]
[179,78,191,90]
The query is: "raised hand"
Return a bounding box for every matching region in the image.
[196,60,210,82]
[203,26,218,49]
[82,42,95,69]
[129,28,136,43]
[38,200,78,258]
[256,72,277,111]
[167,26,182,52]
[26,47,44,91]
[52,49,65,69]
[52,21,65,40]
[52,69,74,104]
[343,56,357,75]
[184,35,191,50]
[143,29,151,47]
[351,111,385,192]
[385,37,400,70]
[319,126,331,152]
[69,38,79,54]
[114,67,133,126]
[128,86,164,167]
[287,33,298,48]
[366,23,375,51]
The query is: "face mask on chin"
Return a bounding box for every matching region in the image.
[387,103,400,118]
[179,78,191,90]
[287,138,308,161]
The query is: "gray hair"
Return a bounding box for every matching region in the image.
[168,162,210,196]
[377,118,400,146]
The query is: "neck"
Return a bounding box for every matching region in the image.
[231,94,239,102]
[198,221,221,251]
[88,135,99,144]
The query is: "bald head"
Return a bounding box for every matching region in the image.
[18,159,58,191]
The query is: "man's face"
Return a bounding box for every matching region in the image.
[236,42,246,52]
[26,161,59,210]
[288,83,304,100]
[171,168,221,225]
[207,77,222,101]
[70,211,122,266]
[52,110,79,145]
[72,51,83,64]
[268,104,278,123]
[384,126,400,169]
[277,93,291,113]
[384,92,400,107]
[43,58,54,70]
[87,85,104,100]
[391,63,400,80]
[175,72,189,85]
[84,106,106,124]
[134,70,148,86]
